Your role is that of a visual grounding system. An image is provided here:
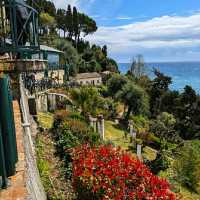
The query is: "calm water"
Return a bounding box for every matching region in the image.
[118,62,200,93]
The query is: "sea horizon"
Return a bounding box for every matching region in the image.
[118,61,200,94]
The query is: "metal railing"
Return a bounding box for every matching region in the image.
[19,74,46,200]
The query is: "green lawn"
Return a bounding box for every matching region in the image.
[37,112,54,129]
[105,121,157,161]
[105,120,131,150]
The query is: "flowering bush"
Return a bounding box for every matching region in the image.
[72,144,175,200]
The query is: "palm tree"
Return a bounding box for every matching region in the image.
[70,86,100,116]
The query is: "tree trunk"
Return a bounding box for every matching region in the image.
[125,106,132,121]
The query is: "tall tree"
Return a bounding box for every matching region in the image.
[149,69,172,117]
[66,5,73,39]
[73,6,79,44]
[78,13,97,38]
[102,45,107,57]
[56,9,66,37]
[107,74,128,98]
[116,82,149,120]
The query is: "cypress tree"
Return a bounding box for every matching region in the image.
[102,45,108,57]
[66,5,73,39]
[73,6,79,44]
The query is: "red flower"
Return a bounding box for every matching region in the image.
[72,144,176,200]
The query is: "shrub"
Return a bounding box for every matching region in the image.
[130,115,149,132]
[69,112,85,121]
[53,110,71,129]
[56,119,101,179]
[72,144,175,200]
[60,120,101,146]
[174,140,200,194]
[65,119,89,135]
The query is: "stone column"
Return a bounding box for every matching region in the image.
[137,144,142,161]
[97,115,105,140]
[89,116,97,132]
[93,118,97,132]
[42,95,48,112]
[48,94,56,111]
[129,124,137,147]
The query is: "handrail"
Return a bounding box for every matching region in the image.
[19,74,46,200]
[19,74,34,152]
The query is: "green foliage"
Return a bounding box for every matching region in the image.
[135,75,152,90]
[66,5,73,38]
[98,98,119,119]
[35,0,118,74]
[70,86,102,116]
[78,13,97,37]
[56,9,66,35]
[130,115,149,132]
[30,0,56,17]
[175,86,200,139]
[36,135,52,193]
[147,149,171,175]
[149,69,172,117]
[107,74,128,97]
[150,112,179,143]
[102,45,107,57]
[174,140,200,194]
[39,12,56,34]
[73,7,79,42]
[116,82,150,120]
[104,58,119,72]
[53,39,79,75]
[69,112,86,121]
[53,109,101,179]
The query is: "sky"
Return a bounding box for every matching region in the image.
[53,0,200,62]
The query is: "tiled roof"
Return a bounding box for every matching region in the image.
[75,72,101,79]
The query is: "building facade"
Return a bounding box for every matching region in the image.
[75,72,102,86]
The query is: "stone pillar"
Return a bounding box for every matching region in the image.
[41,95,48,112]
[89,116,97,132]
[137,144,142,161]
[97,115,105,140]
[53,94,57,110]
[129,124,137,147]
[48,94,56,111]
[93,118,97,132]
[36,95,40,112]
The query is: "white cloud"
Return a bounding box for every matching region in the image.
[86,14,200,62]
[116,16,132,20]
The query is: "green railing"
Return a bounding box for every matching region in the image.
[0,74,18,189]
[0,0,40,55]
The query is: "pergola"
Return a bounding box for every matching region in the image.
[0,0,39,54]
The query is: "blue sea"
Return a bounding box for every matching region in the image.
[118,62,200,94]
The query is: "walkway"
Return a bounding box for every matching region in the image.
[0,101,28,200]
